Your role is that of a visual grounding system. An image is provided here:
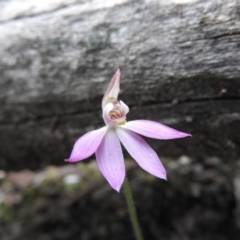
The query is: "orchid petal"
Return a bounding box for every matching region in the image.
[102,69,120,109]
[116,127,166,180]
[122,120,191,140]
[66,126,107,162]
[95,129,125,192]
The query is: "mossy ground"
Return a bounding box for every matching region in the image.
[0,157,239,240]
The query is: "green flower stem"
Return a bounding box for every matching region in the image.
[123,177,144,240]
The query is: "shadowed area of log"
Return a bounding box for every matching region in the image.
[0,96,239,170]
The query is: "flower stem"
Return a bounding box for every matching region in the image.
[123,177,144,240]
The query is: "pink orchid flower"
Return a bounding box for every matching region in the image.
[66,69,191,192]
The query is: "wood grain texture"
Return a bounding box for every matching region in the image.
[0,0,240,170]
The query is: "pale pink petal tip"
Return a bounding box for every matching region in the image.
[109,180,123,192]
[65,158,76,163]
[161,170,167,181]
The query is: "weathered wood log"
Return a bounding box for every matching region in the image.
[0,0,240,170]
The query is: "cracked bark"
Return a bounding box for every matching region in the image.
[0,0,240,170]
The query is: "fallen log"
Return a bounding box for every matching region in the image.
[0,0,240,170]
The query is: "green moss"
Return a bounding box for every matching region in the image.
[24,187,38,203]
[64,182,81,192]
[0,204,15,223]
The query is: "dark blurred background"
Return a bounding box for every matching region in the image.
[0,0,240,239]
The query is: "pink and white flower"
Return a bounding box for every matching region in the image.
[66,69,191,192]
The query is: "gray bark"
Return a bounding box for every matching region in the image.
[0,0,240,170]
